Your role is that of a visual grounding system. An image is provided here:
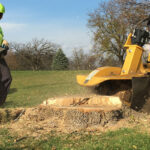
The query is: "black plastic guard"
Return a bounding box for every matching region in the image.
[131,76,150,111]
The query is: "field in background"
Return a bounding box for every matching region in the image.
[4,70,90,108]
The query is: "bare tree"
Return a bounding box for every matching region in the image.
[11,39,60,70]
[70,48,97,70]
[5,50,18,70]
[88,0,150,65]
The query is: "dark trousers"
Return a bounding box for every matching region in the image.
[0,58,12,106]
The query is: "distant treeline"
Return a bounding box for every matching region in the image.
[6,38,120,71]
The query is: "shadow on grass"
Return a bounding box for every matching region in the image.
[0,100,17,108]
[8,88,18,94]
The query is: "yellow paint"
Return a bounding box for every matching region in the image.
[121,45,143,75]
[124,33,132,47]
[76,33,150,87]
[77,73,143,86]
[148,53,150,62]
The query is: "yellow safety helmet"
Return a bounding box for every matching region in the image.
[0,3,5,14]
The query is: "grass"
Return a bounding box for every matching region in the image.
[0,70,150,149]
[3,70,90,108]
[0,128,150,150]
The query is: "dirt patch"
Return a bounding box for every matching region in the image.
[0,96,150,137]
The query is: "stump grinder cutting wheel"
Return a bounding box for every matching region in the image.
[77,16,150,111]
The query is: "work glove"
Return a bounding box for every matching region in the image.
[0,40,9,57]
[2,40,9,47]
[2,44,9,55]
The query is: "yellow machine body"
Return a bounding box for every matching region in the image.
[77,33,150,87]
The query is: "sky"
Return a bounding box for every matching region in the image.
[0,0,102,56]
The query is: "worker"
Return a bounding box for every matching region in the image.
[0,3,12,106]
[143,19,150,59]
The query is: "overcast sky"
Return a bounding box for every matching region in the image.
[0,0,102,56]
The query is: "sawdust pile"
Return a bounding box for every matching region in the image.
[1,106,122,136]
[0,96,150,137]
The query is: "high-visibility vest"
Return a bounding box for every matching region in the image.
[0,26,4,46]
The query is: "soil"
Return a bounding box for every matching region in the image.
[1,95,150,138]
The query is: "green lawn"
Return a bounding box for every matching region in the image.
[0,128,150,150]
[4,70,90,108]
[0,71,150,150]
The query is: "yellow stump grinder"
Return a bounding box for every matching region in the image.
[77,16,150,111]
